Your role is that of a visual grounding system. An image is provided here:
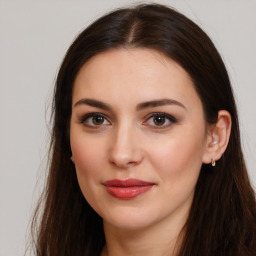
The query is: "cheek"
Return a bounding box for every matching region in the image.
[70,135,107,212]
[150,128,206,181]
[148,134,205,215]
[70,134,106,184]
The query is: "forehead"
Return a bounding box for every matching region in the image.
[72,48,202,112]
[74,48,191,86]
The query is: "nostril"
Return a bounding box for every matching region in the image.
[110,160,136,168]
[127,161,137,166]
[109,154,143,168]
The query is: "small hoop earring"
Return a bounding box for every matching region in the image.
[211,159,216,167]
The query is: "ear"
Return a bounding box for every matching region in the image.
[202,110,232,165]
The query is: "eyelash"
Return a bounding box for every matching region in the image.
[144,112,177,129]
[78,112,177,129]
[79,113,111,128]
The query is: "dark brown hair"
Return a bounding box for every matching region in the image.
[31,3,256,256]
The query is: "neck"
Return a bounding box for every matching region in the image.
[101,211,187,256]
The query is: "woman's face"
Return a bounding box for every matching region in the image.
[70,48,210,231]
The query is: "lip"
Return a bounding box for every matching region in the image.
[103,179,155,199]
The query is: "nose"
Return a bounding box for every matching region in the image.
[108,123,144,169]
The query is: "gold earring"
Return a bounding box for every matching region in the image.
[211,159,216,166]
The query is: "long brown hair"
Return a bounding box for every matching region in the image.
[31,4,256,256]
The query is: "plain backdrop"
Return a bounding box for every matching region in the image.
[0,0,255,255]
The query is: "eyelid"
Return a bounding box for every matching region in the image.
[143,112,177,129]
[77,112,176,129]
[78,112,111,127]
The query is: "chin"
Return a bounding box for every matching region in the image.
[102,206,161,231]
[106,217,153,231]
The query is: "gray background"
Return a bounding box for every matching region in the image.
[0,0,255,255]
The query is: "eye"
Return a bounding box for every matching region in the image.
[144,113,176,128]
[79,113,111,127]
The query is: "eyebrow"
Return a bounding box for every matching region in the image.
[136,98,186,111]
[74,98,111,110]
[74,98,186,111]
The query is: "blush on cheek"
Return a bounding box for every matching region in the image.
[72,145,106,200]
[153,138,203,179]
[72,138,98,168]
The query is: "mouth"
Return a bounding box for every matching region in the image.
[103,179,155,199]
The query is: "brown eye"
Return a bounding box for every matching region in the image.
[144,113,177,129]
[153,116,166,126]
[92,116,104,125]
[80,113,111,127]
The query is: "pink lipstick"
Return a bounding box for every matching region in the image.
[103,179,154,199]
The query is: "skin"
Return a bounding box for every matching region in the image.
[70,48,229,256]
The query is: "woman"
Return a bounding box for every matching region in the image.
[31,3,256,256]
